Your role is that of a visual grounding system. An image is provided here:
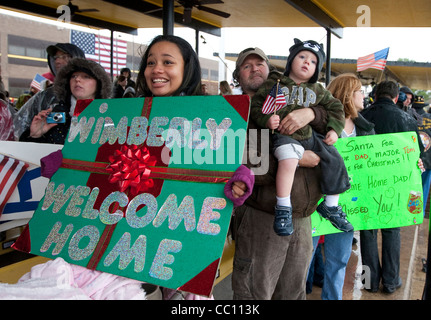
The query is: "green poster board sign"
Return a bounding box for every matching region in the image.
[311,132,423,237]
[16,95,250,297]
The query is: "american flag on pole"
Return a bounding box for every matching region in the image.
[262,82,286,114]
[0,155,29,216]
[70,30,127,75]
[357,48,390,72]
[30,74,47,91]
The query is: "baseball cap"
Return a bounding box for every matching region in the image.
[413,95,429,108]
[236,47,269,69]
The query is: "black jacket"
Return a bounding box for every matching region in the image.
[354,112,375,136]
[361,97,419,134]
[361,97,424,153]
[406,107,431,169]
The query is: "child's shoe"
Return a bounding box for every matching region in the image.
[274,205,293,236]
[316,201,353,232]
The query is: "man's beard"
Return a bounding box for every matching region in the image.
[247,74,265,92]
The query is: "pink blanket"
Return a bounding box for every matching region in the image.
[0,258,146,300]
[0,258,214,300]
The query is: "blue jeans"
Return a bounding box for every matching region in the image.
[312,231,354,300]
[306,242,324,293]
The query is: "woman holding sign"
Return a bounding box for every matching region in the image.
[313,73,375,300]
[135,35,255,300]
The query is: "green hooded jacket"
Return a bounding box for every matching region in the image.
[250,71,345,141]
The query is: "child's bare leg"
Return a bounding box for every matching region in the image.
[276,158,299,205]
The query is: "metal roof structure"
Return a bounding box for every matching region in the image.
[2,0,430,34]
[224,53,431,90]
[1,0,430,89]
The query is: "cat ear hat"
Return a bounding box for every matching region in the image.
[284,38,325,83]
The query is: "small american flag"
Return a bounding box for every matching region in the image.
[30,74,47,91]
[0,155,29,216]
[70,30,127,75]
[357,48,389,72]
[262,82,286,114]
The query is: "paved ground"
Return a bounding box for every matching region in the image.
[213,217,429,300]
[1,218,428,300]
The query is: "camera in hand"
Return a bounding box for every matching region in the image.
[46,112,66,124]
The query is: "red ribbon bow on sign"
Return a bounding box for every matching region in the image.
[106,145,157,196]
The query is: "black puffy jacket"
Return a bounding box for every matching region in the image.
[361,97,424,155]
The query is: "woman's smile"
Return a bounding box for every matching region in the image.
[144,41,185,97]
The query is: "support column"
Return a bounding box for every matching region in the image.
[325,28,331,86]
[163,0,174,36]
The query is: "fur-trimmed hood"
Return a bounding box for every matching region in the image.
[54,58,112,102]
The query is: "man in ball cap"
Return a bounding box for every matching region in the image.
[250,38,352,237]
[229,46,330,299]
[232,47,272,96]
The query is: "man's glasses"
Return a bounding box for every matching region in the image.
[53,54,71,61]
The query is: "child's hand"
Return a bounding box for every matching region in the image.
[267,115,280,130]
[323,129,338,145]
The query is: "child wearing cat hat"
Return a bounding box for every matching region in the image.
[250,38,352,236]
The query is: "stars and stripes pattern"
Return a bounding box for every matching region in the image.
[357,47,389,72]
[262,83,286,114]
[70,30,127,75]
[0,155,29,216]
[30,74,47,91]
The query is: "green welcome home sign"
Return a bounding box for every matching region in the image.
[15,95,250,297]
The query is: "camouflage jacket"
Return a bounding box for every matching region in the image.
[250,71,345,141]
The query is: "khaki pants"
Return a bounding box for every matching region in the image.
[232,205,313,300]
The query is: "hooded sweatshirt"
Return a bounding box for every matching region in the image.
[46,43,85,77]
[250,71,345,141]
[20,58,112,144]
[13,44,85,139]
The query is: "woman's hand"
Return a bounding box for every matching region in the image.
[224,165,254,207]
[278,108,315,135]
[29,108,58,138]
[231,181,247,198]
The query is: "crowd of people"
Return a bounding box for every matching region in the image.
[0,34,429,300]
